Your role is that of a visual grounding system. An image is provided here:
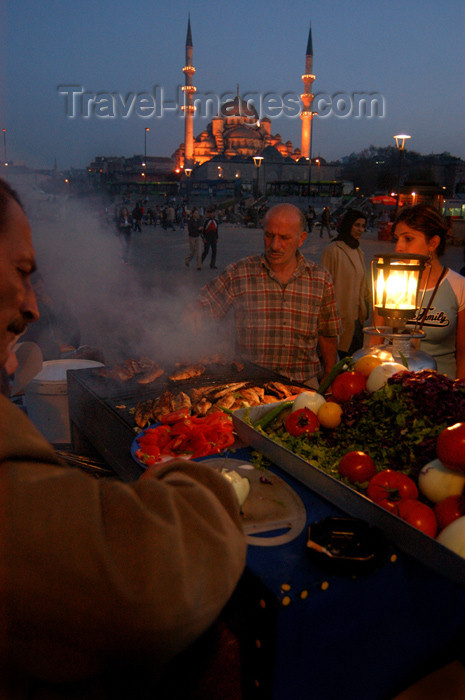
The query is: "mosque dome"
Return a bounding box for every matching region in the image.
[220,95,259,123]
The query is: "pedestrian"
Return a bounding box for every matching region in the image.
[166,204,176,231]
[132,202,143,232]
[320,206,332,239]
[185,209,203,270]
[320,209,371,357]
[118,206,133,262]
[201,209,219,269]
[306,205,316,233]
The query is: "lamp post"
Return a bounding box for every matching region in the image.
[184,167,192,209]
[307,112,318,200]
[142,127,150,187]
[393,133,411,215]
[2,128,7,168]
[253,155,264,198]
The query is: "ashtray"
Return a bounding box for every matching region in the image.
[306,516,387,574]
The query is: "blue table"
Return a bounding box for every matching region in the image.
[231,448,465,700]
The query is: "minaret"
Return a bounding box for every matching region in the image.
[182,15,196,168]
[300,24,315,159]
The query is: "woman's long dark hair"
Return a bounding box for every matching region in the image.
[393,204,448,257]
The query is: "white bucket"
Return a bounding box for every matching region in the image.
[24,359,103,443]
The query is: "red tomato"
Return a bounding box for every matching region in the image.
[285,408,320,437]
[338,451,377,484]
[331,371,366,402]
[434,495,465,531]
[397,499,438,538]
[367,469,418,511]
[437,423,465,472]
[159,408,190,424]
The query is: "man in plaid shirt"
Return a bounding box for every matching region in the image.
[196,203,341,386]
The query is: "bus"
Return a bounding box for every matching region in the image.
[265,180,353,199]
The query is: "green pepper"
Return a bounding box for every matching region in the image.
[252,401,293,430]
[317,356,353,396]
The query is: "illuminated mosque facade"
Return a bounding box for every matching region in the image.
[173,18,316,176]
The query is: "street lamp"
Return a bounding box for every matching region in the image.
[253,155,263,198]
[184,167,192,209]
[315,158,321,196]
[393,133,411,215]
[307,112,318,200]
[143,127,150,171]
[2,128,7,167]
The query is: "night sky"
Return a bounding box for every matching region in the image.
[2,0,464,170]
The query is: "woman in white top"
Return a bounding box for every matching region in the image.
[379,205,465,379]
[321,209,372,357]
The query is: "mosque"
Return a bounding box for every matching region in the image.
[172,18,320,185]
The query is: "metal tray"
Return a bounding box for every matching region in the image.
[233,403,465,588]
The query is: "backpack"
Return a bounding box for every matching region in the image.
[205,219,217,235]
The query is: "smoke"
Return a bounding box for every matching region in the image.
[18,188,235,366]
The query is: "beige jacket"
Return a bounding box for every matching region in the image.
[0,395,246,698]
[321,240,371,352]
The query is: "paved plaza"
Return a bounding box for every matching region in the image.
[126,218,464,295]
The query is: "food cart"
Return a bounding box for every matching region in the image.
[67,364,465,700]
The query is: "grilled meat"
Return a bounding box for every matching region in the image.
[212,382,248,399]
[215,393,236,409]
[231,360,244,372]
[192,397,213,416]
[132,380,305,428]
[168,364,206,382]
[263,381,308,399]
[136,365,165,384]
[134,399,155,429]
[239,387,264,404]
[172,391,192,411]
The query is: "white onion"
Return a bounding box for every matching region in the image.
[221,469,250,506]
[418,459,465,503]
[436,516,465,558]
[366,362,407,393]
[291,391,326,415]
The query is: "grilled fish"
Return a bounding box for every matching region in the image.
[168,364,206,382]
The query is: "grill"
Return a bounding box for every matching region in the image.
[68,360,304,482]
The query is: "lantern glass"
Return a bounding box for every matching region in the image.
[372,254,427,328]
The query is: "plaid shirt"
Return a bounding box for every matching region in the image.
[198,252,341,382]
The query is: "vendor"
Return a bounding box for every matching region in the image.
[189,203,341,387]
[372,204,465,379]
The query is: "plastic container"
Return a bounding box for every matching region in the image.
[24,359,103,443]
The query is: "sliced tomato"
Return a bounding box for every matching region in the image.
[135,446,161,465]
[159,408,190,424]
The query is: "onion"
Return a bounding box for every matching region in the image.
[418,459,465,503]
[221,469,250,506]
[366,362,407,393]
[291,391,326,415]
[436,516,465,558]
